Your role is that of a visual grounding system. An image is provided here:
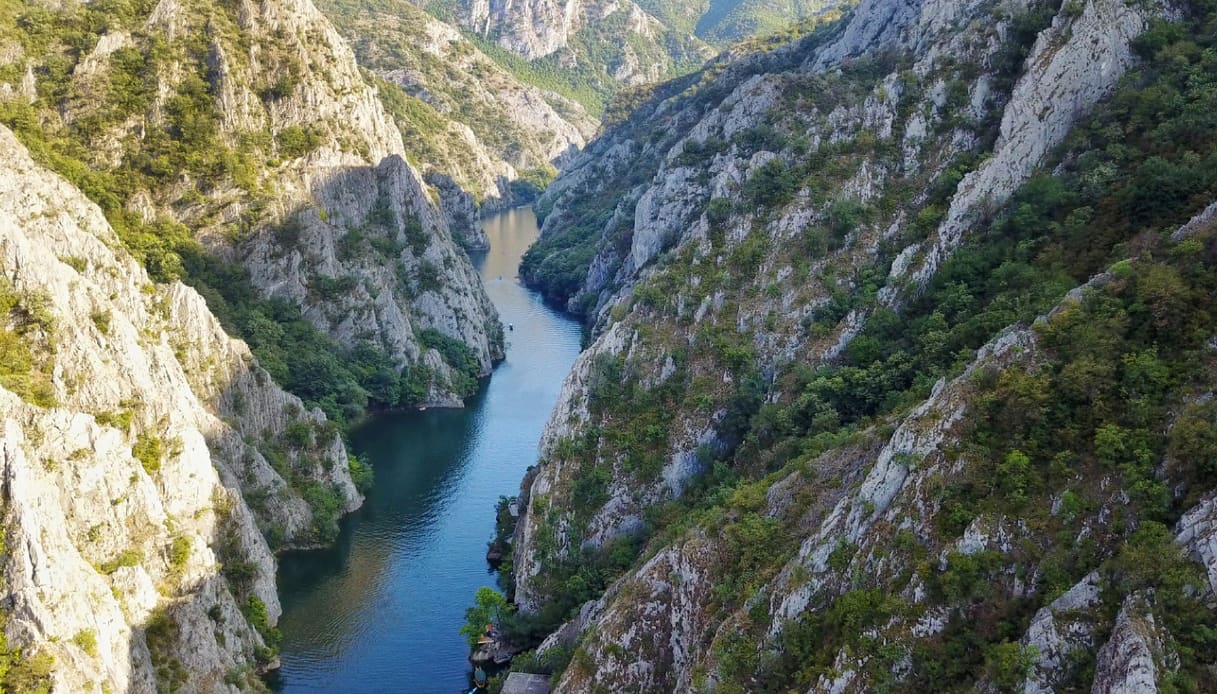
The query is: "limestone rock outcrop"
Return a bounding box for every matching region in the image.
[0,125,354,692]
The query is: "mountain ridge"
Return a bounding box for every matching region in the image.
[493,0,1217,689]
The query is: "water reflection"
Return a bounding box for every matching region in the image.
[273,208,582,693]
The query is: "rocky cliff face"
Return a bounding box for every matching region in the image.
[464,0,581,59]
[508,0,1217,690]
[2,0,503,408]
[316,0,598,217]
[528,0,1160,320]
[0,125,357,692]
[461,0,713,85]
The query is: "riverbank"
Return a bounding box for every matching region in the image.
[271,208,582,692]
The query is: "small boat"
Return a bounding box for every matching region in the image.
[473,667,489,688]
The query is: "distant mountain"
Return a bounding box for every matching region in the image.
[316,0,599,215]
[437,0,713,115]
[640,0,845,43]
[441,0,849,111]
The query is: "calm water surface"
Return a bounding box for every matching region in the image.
[272,208,582,693]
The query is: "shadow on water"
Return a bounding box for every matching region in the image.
[272,208,582,693]
[272,402,482,603]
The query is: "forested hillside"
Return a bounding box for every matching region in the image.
[437,0,847,115]
[639,0,844,43]
[493,0,1217,690]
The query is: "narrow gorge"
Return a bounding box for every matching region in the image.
[2,0,1217,691]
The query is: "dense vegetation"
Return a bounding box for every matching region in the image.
[754,235,1217,691]
[498,0,1217,689]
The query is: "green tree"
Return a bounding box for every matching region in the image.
[461,587,510,648]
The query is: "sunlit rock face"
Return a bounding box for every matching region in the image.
[506,0,1217,690]
[0,124,360,692]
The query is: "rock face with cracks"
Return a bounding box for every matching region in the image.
[509,0,1217,691]
[0,125,355,693]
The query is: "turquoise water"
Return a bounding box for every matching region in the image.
[272,208,582,693]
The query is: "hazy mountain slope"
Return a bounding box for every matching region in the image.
[497,0,1217,690]
[451,0,851,110]
[0,124,360,693]
[449,0,715,109]
[636,0,844,43]
[0,0,503,417]
[316,0,598,217]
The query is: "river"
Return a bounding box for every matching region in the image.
[271,208,582,693]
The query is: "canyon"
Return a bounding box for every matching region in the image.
[1,0,1216,691]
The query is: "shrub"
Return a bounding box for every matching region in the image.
[743,159,798,208]
[984,642,1037,692]
[302,482,343,543]
[168,536,190,571]
[132,432,165,475]
[284,421,314,449]
[100,548,143,574]
[276,125,322,160]
[348,455,373,494]
[90,309,112,335]
[419,328,481,398]
[71,629,98,658]
[242,596,282,652]
[705,197,733,225]
[0,279,56,408]
[460,587,510,648]
[0,648,54,694]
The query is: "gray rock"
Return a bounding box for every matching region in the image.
[1090,595,1170,694]
[0,125,354,693]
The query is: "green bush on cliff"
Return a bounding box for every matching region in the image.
[419,328,482,398]
[348,454,374,494]
[242,595,283,666]
[461,587,510,648]
[0,608,53,694]
[0,278,56,408]
[302,482,345,544]
[276,125,323,160]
